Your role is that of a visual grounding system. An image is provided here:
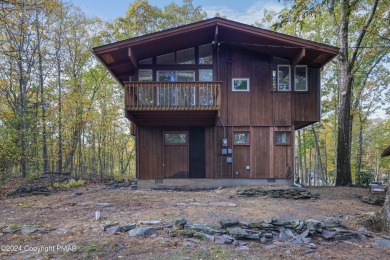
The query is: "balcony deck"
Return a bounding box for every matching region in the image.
[124,81,221,126]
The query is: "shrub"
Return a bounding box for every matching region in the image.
[52,179,85,189]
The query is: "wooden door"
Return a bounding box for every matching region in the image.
[232,132,250,178]
[163,131,189,178]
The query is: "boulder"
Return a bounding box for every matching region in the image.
[128,227,155,237]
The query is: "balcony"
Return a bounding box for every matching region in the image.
[124,81,221,126]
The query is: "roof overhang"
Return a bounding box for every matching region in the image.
[92,17,339,86]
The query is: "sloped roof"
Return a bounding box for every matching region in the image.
[92,17,339,85]
[382,146,390,157]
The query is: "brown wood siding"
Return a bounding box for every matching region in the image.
[228,48,251,126]
[250,127,271,178]
[164,145,189,178]
[294,69,320,123]
[232,146,250,178]
[138,126,163,179]
[273,92,292,126]
[205,126,217,178]
[250,62,273,126]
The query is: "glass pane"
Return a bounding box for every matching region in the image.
[199,69,213,81]
[156,52,175,64]
[295,66,307,91]
[278,66,290,91]
[272,67,277,91]
[234,133,249,144]
[138,58,152,65]
[276,132,290,144]
[165,133,187,144]
[199,44,212,64]
[157,71,176,82]
[138,69,153,81]
[177,71,195,82]
[177,48,195,64]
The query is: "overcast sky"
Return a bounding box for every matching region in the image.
[70,0,284,24]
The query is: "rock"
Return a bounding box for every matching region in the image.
[95,211,101,220]
[106,225,123,235]
[170,230,206,239]
[303,248,316,254]
[101,221,120,231]
[209,202,237,207]
[220,219,239,229]
[334,229,366,241]
[7,184,51,197]
[175,218,187,228]
[260,237,268,244]
[123,224,136,232]
[307,243,317,249]
[21,226,37,234]
[74,192,83,196]
[163,224,173,229]
[321,229,335,239]
[128,227,155,237]
[138,220,161,225]
[272,219,291,227]
[374,239,390,248]
[214,235,234,244]
[227,227,249,238]
[361,196,385,206]
[96,203,111,207]
[183,241,197,248]
[184,224,223,235]
[263,232,273,239]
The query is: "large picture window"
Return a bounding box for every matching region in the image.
[294,65,308,91]
[157,71,195,106]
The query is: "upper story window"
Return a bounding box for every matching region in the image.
[138,58,153,65]
[199,44,212,64]
[177,48,195,64]
[294,65,308,91]
[139,69,153,81]
[199,69,213,81]
[157,71,195,82]
[157,52,175,64]
[277,65,291,91]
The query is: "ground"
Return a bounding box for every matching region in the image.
[0,182,389,259]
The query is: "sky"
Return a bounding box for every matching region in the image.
[70,0,285,25]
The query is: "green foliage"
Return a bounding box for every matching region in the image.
[52,179,85,189]
[355,171,375,186]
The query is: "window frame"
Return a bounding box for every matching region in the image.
[232,78,250,92]
[275,131,292,146]
[277,65,291,91]
[294,65,308,92]
[164,131,189,145]
[233,131,250,145]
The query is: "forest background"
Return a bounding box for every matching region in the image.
[0,0,389,186]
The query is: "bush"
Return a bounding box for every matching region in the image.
[52,179,85,189]
[356,171,375,186]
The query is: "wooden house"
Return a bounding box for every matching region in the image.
[92,18,339,188]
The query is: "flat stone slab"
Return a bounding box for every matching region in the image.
[374,239,390,248]
[138,220,162,225]
[128,227,155,237]
[176,202,237,207]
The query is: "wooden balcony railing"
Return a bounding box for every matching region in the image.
[124,81,221,111]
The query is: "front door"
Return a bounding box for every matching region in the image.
[163,131,189,178]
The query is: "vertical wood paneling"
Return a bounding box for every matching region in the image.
[232,146,250,178]
[138,126,163,179]
[250,127,271,178]
[205,127,215,178]
[294,69,320,122]
[273,93,292,126]
[227,48,251,126]
[250,63,273,126]
[164,145,189,178]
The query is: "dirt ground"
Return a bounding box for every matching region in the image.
[0,182,389,259]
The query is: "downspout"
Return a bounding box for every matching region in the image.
[293,133,302,188]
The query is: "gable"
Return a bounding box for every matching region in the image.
[92,17,339,85]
